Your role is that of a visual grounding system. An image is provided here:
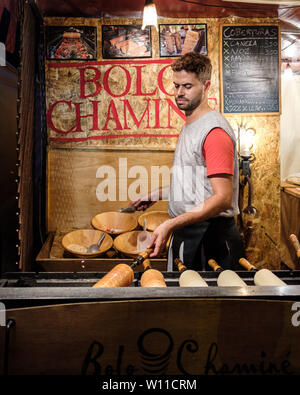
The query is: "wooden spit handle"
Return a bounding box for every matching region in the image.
[130,248,154,269]
[166,234,172,250]
[239,258,257,271]
[208,259,222,272]
[174,258,187,273]
[289,234,300,259]
[139,248,154,259]
[142,259,152,271]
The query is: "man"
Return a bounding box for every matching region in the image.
[131,52,245,271]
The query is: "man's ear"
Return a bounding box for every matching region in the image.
[204,80,211,92]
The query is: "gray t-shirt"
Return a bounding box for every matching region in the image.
[168,110,240,218]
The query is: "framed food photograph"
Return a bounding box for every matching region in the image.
[159,24,207,57]
[102,25,152,59]
[46,26,97,60]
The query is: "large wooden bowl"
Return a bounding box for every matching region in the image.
[138,211,171,231]
[113,230,153,258]
[91,212,138,235]
[61,229,113,258]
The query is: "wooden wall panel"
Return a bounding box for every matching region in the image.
[47,148,172,232]
[227,114,281,269]
[18,3,36,270]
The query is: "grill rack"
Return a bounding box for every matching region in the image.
[1,270,300,309]
[2,269,300,288]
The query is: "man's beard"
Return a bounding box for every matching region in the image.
[175,89,203,112]
[175,96,201,111]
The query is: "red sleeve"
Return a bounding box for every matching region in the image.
[202,128,234,176]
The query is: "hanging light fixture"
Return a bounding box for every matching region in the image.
[142,0,158,31]
[239,126,255,158]
[284,63,293,80]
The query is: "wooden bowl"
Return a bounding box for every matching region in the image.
[113,230,153,258]
[61,229,113,258]
[138,211,171,231]
[91,212,138,235]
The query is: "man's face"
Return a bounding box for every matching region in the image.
[173,70,208,112]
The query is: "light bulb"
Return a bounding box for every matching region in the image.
[142,0,158,31]
[240,127,255,157]
[284,64,293,80]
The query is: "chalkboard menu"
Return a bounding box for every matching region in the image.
[221,25,280,114]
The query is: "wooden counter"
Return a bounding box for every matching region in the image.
[36,232,167,272]
[1,270,300,375]
[281,182,300,269]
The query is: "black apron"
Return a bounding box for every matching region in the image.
[170,217,245,271]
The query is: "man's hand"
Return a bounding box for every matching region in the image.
[129,186,169,211]
[129,195,156,211]
[147,219,173,257]
[146,175,233,257]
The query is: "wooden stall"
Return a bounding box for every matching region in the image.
[281,180,300,269]
[2,0,300,380]
[36,14,283,272]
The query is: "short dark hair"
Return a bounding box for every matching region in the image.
[171,52,212,82]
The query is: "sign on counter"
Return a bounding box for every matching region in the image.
[1,298,300,375]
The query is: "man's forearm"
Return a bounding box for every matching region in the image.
[167,193,231,232]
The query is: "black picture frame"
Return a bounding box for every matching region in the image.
[102,25,152,59]
[159,24,207,57]
[45,26,97,60]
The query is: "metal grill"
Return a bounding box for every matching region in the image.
[1,270,300,309]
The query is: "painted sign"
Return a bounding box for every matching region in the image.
[46,60,217,150]
[2,299,300,375]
